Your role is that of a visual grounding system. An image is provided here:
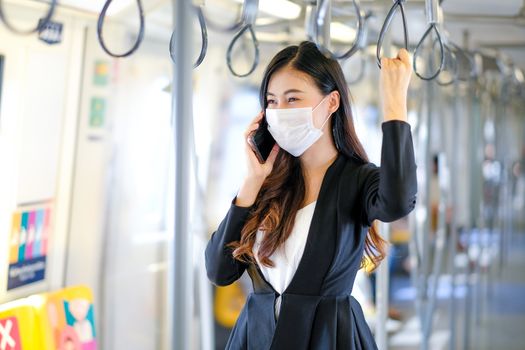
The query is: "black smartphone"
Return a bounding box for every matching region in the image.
[248,116,276,164]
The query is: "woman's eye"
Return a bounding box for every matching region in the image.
[288,97,299,102]
[267,99,276,105]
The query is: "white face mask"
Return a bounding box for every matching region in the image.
[265,96,332,157]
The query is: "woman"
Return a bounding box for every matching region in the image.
[205,41,417,349]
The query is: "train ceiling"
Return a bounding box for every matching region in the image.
[27,0,525,69]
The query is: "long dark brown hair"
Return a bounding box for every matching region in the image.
[228,41,387,271]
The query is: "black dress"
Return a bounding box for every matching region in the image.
[205,120,418,349]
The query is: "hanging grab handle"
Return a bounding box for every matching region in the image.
[314,0,365,60]
[170,5,208,69]
[435,42,458,86]
[226,0,259,77]
[376,0,409,69]
[413,24,445,80]
[346,54,367,85]
[448,42,476,82]
[0,0,57,35]
[226,24,260,77]
[97,0,146,58]
[204,0,254,32]
[346,11,372,85]
[412,0,445,80]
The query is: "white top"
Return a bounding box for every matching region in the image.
[252,201,317,319]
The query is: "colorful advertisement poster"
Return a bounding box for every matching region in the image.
[47,286,98,350]
[7,206,51,290]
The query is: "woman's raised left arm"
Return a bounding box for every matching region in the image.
[360,48,417,225]
[360,120,418,225]
[379,48,412,122]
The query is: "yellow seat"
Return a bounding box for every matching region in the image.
[0,285,97,349]
[0,299,42,349]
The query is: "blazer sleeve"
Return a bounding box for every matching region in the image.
[360,120,418,226]
[205,197,251,286]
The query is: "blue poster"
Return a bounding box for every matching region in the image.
[7,206,51,290]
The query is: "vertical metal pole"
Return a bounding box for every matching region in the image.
[423,153,447,347]
[317,0,331,50]
[461,30,473,350]
[408,86,425,350]
[376,222,390,350]
[464,83,481,350]
[170,0,194,349]
[447,81,460,350]
[500,101,511,269]
[503,156,511,264]
[464,88,474,350]
[475,92,485,330]
[420,70,434,350]
[375,4,391,346]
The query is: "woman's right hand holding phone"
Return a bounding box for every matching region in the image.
[235,111,280,208]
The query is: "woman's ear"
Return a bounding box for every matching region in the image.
[328,91,340,114]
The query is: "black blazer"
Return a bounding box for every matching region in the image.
[205,120,418,350]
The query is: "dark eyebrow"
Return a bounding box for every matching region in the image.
[266,89,305,96]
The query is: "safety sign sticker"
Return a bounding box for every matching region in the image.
[0,317,21,350]
[89,97,106,128]
[93,60,109,86]
[7,206,51,291]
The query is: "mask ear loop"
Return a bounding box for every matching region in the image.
[313,95,332,131]
[312,95,328,112]
[319,112,333,130]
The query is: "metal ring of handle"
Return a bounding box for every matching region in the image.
[314,0,365,60]
[436,43,458,86]
[0,0,57,35]
[346,54,367,85]
[226,24,260,78]
[345,11,371,84]
[413,23,445,80]
[97,0,145,58]
[358,10,373,49]
[376,0,409,69]
[204,0,255,33]
[170,5,208,68]
[448,42,476,81]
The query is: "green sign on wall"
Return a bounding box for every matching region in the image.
[89,97,106,128]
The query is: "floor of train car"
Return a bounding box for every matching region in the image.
[213,231,525,350]
[389,230,525,350]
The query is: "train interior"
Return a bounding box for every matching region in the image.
[0,0,524,349]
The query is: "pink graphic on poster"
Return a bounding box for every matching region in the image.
[34,210,44,258]
[25,211,36,260]
[0,317,22,350]
[42,208,51,256]
[60,298,98,350]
